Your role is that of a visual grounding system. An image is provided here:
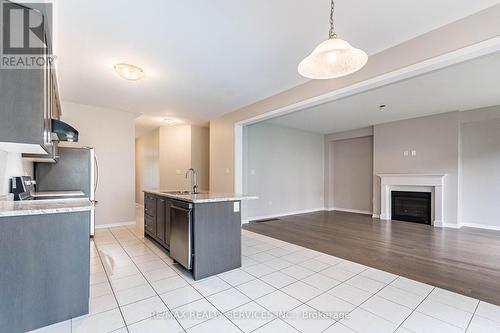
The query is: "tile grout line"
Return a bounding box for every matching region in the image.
[392,279,435,333]
[243,233,374,332]
[91,226,488,333]
[92,236,131,333]
[465,299,480,332]
[244,232,492,333]
[105,227,187,332]
[110,226,253,333]
[244,229,483,333]
[251,262,369,332]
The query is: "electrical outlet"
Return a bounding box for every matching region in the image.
[404,150,409,157]
[411,150,417,156]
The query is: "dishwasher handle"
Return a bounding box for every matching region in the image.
[171,204,192,212]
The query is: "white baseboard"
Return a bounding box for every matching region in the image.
[460,222,500,231]
[95,221,136,229]
[372,214,380,218]
[330,207,373,215]
[442,223,461,229]
[242,207,326,224]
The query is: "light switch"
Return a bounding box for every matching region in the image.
[175,170,181,175]
[250,169,255,175]
[268,200,273,206]
[225,168,230,174]
[411,150,417,156]
[233,202,240,212]
[404,150,409,157]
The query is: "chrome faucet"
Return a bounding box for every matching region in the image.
[185,168,198,194]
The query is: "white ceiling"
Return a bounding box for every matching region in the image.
[267,52,500,134]
[54,0,500,136]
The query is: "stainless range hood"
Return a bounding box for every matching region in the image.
[51,119,79,143]
[22,119,79,163]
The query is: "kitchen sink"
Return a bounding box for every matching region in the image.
[162,191,198,195]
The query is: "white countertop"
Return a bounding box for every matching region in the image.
[144,190,258,203]
[0,198,93,217]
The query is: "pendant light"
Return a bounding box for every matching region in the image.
[298,0,368,79]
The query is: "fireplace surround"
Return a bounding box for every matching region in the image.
[378,174,446,227]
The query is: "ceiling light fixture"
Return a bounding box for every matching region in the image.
[114,63,145,81]
[163,118,176,125]
[379,104,387,111]
[298,0,368,79]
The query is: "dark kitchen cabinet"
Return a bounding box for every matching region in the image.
[0,2,60,158]
[143,191,242,281]
[164,198,171,246]
[144,194,157,236]
[156,197,166,242]
[144,193,171,249]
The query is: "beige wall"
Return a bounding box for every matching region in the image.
[324,108,500,229]
[460,106,500,229]
[136,125,210,194]
[0,151,32,195]
[324,127,374,208]
[242,123,324,220]
[135,129,160,205]
[60,101,137,226]
[333,136,373,213]
[159,125,192,191]
[373,112,460,226]
[209,118,234,192]
[191,126,210,191]
[209,5,500,193]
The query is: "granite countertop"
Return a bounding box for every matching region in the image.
[0,198,93,217]
[144,189,258,203]
[31,190,86,198]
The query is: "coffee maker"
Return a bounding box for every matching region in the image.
[10,176,36,201]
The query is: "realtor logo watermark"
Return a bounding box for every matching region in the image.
[1,0,56,68]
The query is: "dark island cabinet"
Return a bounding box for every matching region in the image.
[144,193,157,236]
[143,192,242,281]
[144,193,171,249]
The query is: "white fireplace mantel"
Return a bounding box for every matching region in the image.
[378,173,447,227]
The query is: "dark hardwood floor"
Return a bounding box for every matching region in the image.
[243,210,500,306]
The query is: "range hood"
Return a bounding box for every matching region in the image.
[51,119,79,142]
[22,119,79,163]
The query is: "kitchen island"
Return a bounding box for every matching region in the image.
[0,198,93,333]
[143,190,257,280]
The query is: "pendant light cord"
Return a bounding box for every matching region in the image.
[329,0,337,39]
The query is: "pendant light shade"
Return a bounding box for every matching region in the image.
[298,0,368,79]
[298,38,368,79]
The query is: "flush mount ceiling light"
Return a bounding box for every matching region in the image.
[298,0,368,79]
[114,63,145,81]
[163,118,176,125]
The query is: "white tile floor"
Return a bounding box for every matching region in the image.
[30,223,500,333]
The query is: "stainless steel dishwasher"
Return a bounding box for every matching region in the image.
[169,200,193,269]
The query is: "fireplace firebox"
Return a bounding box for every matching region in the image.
[391,191,431,225]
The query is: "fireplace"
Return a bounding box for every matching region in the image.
[391,191,432,225]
